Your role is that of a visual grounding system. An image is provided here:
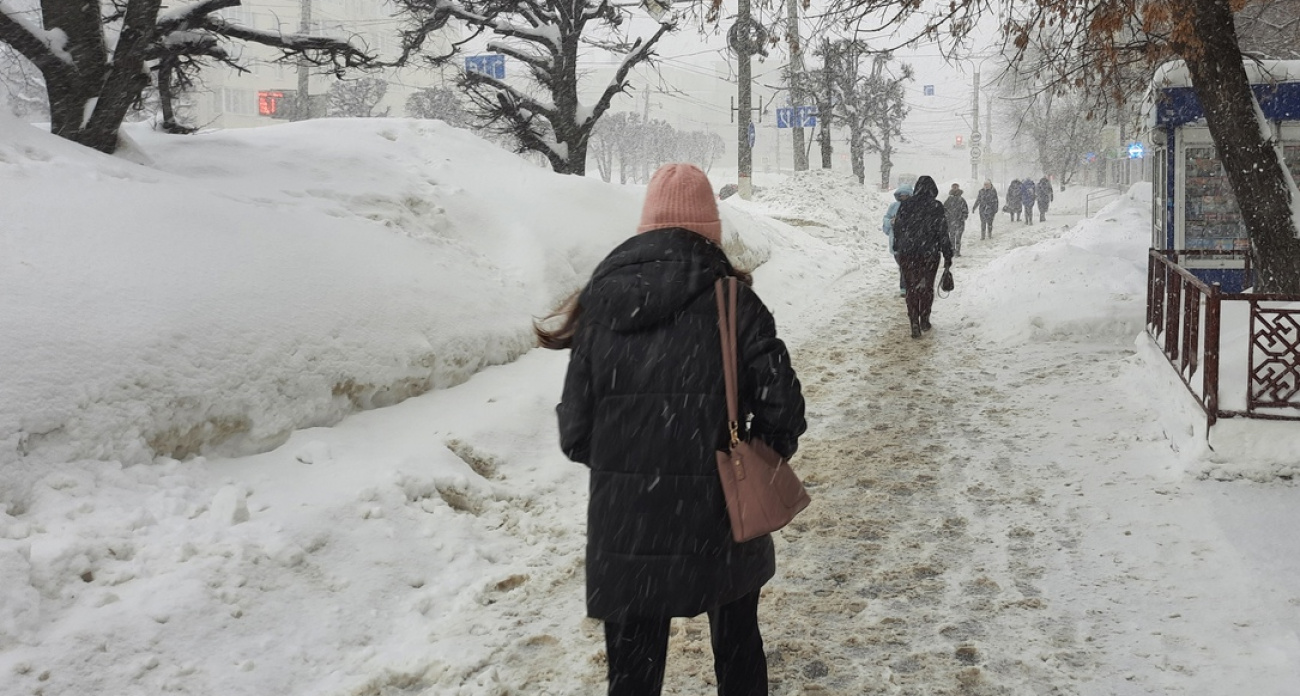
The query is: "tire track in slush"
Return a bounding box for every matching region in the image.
[657,254,1093,696]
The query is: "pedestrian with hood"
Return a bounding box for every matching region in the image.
[539,162,807,696]
[892,175,954,339]
[882,183,913,296]
[1020,177,1037,225]
[1006,179,1022,221]
[943,183,970,257]
[975,180,999,239]
[1036,176,1054,222]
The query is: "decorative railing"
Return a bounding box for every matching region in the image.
[1145,249,1300,431]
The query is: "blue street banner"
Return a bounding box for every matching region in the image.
[464,54,506,79]
[747,122,756,147]
[923,85,935,96]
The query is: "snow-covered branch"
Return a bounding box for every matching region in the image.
[0,0,72,73]
[585,21,671,129]
[199,17,373,70]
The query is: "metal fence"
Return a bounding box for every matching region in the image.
[1145,249,1300,431]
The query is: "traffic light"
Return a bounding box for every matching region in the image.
[955,134,964,149]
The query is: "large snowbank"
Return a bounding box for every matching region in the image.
[952,179,1300,479]
[0,114,794,491]
[956,182,1151,345]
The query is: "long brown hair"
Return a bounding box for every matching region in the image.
[534,290,583,350]
[533,268,753,351]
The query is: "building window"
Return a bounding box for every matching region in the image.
[221,88,256,116]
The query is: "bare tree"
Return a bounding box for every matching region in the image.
[0,0,374,152]
[827,0,1300,291]
[390,0,673,175]
[0,42,46,118]
[1236,0,1300,59]
[997,73,1105,187]
[326,76,390,117]
[830,46,911,186]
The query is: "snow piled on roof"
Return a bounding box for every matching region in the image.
[1152,59,1300,89]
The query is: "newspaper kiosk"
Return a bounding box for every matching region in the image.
[1148,60,1300,291]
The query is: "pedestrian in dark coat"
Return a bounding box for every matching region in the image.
[975,180,999,239]
[1020,177,1037,225]
[893,175,954,339]
[1036,176,1054,222]
[943,183,970,257]
[1006,179,1022,221]
[543,162,807,696]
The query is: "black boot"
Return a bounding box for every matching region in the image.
[911,322,922,339]
[920,315,932,332]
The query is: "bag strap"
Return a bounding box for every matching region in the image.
[714,277,740,450]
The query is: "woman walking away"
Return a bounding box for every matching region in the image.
[975,180,999,239]
[882,183,913,296]
[540,162,807,696]
[1020,177,1037,226]
[1036,176,1054,222]
[1006,179,1022,221]
[943,183,970,257]
[893,175,954,339]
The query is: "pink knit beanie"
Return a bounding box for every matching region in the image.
[637,163,722,245]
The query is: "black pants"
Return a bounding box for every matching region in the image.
[948,221,965,256]
[604,589,767,696]
[898,253,941,328]
[980,216,994,238]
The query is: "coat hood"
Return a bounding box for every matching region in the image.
[893,184,914,200]
[580,228,732,333]
[913,175,939,200]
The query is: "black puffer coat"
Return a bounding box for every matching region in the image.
[557,228,806,621]
[893,176,954,261]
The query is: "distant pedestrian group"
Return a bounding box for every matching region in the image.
[1005,177,1054,224]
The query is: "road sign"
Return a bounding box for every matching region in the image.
[465,54,505,80]
[796,105,817,127]
[776,106,817,128]
[969,145,983,160]
[970,131,982,144]
[747,122,756,147]
[923,85,934,96]
[776,107,793,128]
[1127,141,1146,159]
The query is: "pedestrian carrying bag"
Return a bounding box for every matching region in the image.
[713,278,811,543]
[940,268,955,293]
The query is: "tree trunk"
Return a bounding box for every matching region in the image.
[1185,0,1300,292]
[818,106,833,169]
[850,127,865,184]
[39,0,158,153]
[880,129,892,189]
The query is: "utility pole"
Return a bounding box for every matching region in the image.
[986,94,993,181]
[294,0,312,121]
[737,0,754,199]
[786,0,807,171]
[970,70,981,181]
[819,39,833,169]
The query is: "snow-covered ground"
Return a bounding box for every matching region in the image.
[3,115,1300,695]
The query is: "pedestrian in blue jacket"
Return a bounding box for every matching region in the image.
[882,184,913,296]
